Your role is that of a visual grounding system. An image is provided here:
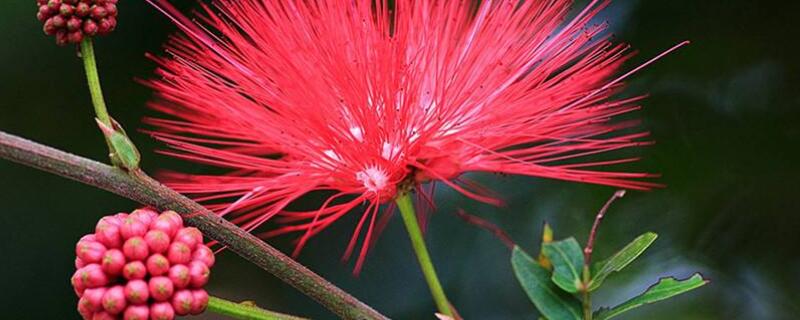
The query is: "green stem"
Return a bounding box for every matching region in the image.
[207,296,308,320]
[395,193,453,317]
[582,265,592,320]
[80,38,111,125]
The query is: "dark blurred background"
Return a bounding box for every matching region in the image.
[1,0,798,319]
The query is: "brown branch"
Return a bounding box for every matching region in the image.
[583,190,627,265]
[0,131,387,320]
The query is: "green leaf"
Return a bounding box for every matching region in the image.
[595,273,709,320]
[542,238,585,293]
[512,247,582,320]
[588,232,658,291]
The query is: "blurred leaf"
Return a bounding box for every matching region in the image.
[542,238,585,293]
[538,222,554,270]
[588,232,658,291]
[594,274,709,320]
[512,247,582,320]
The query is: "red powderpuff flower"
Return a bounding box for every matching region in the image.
[143,0,687,270]
[73,209,213,320]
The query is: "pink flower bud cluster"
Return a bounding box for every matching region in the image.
[72,209,214,320]
[36,0,118,46]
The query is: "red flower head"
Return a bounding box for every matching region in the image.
[144,0,686,269]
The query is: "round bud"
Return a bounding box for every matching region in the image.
[81,287,107,312]
[95,222,122,249]
[101,285,127,314]
[150,302,175,320]
[190,289,209,315]
[120,218,148,239]
[123,305,150,320]
[151,218,178,238]
[92,311,116,320]
[100,249,125,276]
[130,208,158,227]
[146,254,170,276]
[171,290,194,316]
[174,227,202,249]
[168,264,190,289]
[124,280,149,304]
[123,237,149,261]
[167,242,192,265]
[122,261,147,280]
[188,261,210,288]
[192,245,215,267]
[75,264,109,288]
[148,276,174,302]
[76,240,106,263]
[144,230,170,254]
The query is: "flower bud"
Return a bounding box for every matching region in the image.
[174,227,201,249]
[146,254,170,276]
[120,217,148,239]
[101,285,127,314]
[192,245,215,267]
[144,230,170,254]
[190,289,209,315]
[75,264,109,288]
[188,261,210,288]
[92,311,116,320]
[150,302,175,320]
[35,0,120,45]
[167,242,191,265]
[148,276,174,302]
[123,305,150,320]
[168,264,190,289]
[95,222,121,249]
[81,287,107,312]
[124,279,149,304]
[122,261,147,280]
[123,237,149,261]
[76,240,106,263]
[100,249,125,276]
[171,290,194,316]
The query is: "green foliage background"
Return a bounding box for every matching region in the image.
[1,1,798,319]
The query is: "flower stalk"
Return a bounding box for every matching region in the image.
[0,131,387,320]
[207,296,308,320]
[395,192,453,317]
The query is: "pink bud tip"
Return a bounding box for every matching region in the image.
[95,222,122,249]
[150,218,178,238]
[171,290,194,316]
[189,289,209,315]
[192,245,215,267]
[76,240,106,264]
[92,311,116,320]
[130,208,158,227]
[146,254,170,276]
[174,227,201,249]
[122,261,147,280]
[123,237,149,261]
[123,305,150,320]
[188,261,210,288]
[124,279,149,304]
[144,230,170,254]
[150,302,175,320]
[168,264,191,289]
[101,249,125,276]
[167,242,192,265]
[81,287,106,312]
[120,217,148,239]
[76,264,109,288]
[148,276,174,302]
[101,285,127,314]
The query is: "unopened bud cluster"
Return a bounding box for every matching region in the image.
[72,209,214,320]
[36,0,118,45]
